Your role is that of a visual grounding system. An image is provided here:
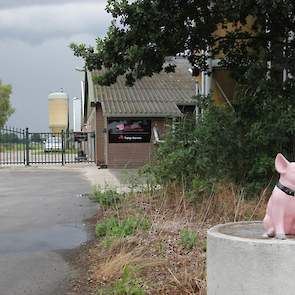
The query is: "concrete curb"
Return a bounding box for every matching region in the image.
[207,221,295,295]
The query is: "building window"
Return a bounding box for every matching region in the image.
[108,119,151,143]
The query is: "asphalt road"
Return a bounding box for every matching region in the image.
[0,167,96,295]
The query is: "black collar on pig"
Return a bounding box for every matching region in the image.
[277,181,295,197]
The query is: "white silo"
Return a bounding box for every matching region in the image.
[73,97,82,132]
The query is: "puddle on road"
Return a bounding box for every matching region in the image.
[0,224,88,255]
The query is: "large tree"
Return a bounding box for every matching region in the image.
[0,80,14,128]
[71,0,295,87]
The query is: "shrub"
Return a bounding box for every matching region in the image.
[142,116,199,186]
[98,267,145,295]
[179,229,198,250]
[96,216,150,239]
[92,188,122,207]
[145,80,295,194]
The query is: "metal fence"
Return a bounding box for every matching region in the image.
[0,127,95,166]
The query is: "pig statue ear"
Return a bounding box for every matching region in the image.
[275,153,289,174]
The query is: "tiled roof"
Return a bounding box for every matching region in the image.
[91,57,196,117]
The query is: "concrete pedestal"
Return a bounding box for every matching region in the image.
[207,221,295,295]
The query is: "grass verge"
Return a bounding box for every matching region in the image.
[75,182,268,294]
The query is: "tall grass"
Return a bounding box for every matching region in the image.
[85,182,268,294]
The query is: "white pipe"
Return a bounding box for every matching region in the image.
[153,126,165,144]
[206,53,213,96]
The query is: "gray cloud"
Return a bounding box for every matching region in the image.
[1,35,96,131]
[0,0,110,131]
[0,2,112,43]
[0,0,104,9]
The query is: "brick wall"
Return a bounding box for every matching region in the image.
[95,104,106,165]
[107,118,166,168]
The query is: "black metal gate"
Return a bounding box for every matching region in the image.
[0,127,95,165]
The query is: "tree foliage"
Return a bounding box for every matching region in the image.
[0,81,14,128]
[71,0,295,87]
[0,133,20,144]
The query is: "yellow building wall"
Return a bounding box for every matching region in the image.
[195,70,236,105]
[195,16,255,105]
[214,16,256,38]
[213,16,257,59]
[212,81,226,106]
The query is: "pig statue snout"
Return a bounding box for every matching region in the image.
[263,153,295,239]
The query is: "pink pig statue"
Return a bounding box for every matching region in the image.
[263,153,295,239]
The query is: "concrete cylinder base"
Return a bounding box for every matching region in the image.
[207,221,295,295]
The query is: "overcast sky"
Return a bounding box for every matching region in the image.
[0,0,111,131]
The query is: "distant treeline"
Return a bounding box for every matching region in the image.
[0,133,43,143]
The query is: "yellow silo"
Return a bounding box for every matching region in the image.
[48,92,69,133]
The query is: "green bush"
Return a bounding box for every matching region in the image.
[95,216,150,239]
[92,188,122,207]
[179,229,197,250]
[98,267,145,295]
[145,80,295,194]
[142,117,199,186]
[186,176,214,204]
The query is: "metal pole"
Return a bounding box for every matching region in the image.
[61,130,65,166]
[25,127,30,166]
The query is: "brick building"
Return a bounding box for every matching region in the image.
[82,57,197,168]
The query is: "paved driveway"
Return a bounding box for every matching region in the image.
[0,167,96,295]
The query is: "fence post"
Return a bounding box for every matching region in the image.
[25,127,30,166]
[61,130,65,166]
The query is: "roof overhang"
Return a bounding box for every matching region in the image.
[104,113,182,118]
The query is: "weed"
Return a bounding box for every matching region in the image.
[98,267,145,295]
[101,236,117,249]
[179,229,197,250]
[92,188,122,207]
[96,216,150,239]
